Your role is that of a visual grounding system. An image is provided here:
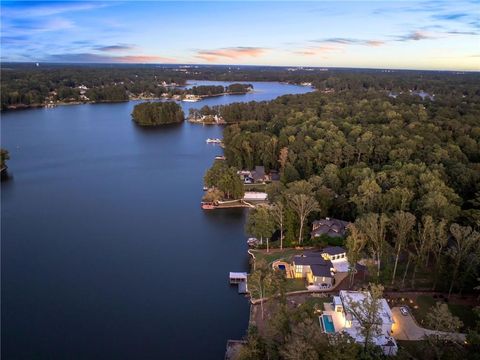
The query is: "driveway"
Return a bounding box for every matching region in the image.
[391,307,466,342]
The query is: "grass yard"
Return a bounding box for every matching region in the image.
[243,183,267,192]
[250,248,305,265]
[285,278,307,292]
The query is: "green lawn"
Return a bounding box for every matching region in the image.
[285,278,307,292]
[250,248,305,265]
[243,183,267,192]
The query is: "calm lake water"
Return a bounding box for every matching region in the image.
[1,81,312,359]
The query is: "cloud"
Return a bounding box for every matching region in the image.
[95,44,137,52]
[446,30,478,35]
[195,47,266,62]
[312,37,385,47]
[45,53,176,63]
[293,45,345,56]
[432,13,469,21]
[2,2,111,18]
[366,40,385,47]
[394,30,433,41]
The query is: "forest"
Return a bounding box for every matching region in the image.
[0,62,260,109]
[201,72,480,359]
[131,102,184,126]
[0,65,187,109]
[212,72,480,285]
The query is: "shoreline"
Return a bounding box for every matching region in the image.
[1,90,255,112]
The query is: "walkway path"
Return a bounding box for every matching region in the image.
[250,272,348,304]
[391,307,466,342]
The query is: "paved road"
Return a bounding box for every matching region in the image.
[391,307,466,342]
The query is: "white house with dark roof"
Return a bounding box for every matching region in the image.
[319,290,398,355]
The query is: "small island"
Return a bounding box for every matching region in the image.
[131,102,184,126]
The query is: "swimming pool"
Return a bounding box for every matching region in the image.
[321,315,335,333]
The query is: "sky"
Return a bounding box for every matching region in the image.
[1,1,479,70]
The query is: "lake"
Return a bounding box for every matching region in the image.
[1,81,312,359]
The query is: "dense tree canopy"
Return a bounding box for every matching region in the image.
[203,160,244,200]
[131,102,184,126]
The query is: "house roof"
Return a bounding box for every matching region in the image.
[270,171,280,181]
[339,290,394,326]
[293,255,325,266]
[292,251,330,266]
[229,272,247,280]
[311,218,350,238]
[310,263,333,277]
[251,166,266,181]
[322,246,346,256]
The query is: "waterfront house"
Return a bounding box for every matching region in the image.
[311,217,350,238]
[319,290,398,355]
[292,252,335,287]
[238,166,279,184]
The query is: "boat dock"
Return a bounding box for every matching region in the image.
[229,272,248,294]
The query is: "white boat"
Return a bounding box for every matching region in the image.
[206,138,222,144]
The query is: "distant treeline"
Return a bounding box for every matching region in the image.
[0,66,187,110]
[131,102,184,126]
[5,63,479,110]
[185,83,252,96]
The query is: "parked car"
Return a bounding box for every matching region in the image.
[400,306,409,316]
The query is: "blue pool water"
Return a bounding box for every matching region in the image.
[322,315,335,333]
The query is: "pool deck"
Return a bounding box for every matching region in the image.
[321,303,346,332]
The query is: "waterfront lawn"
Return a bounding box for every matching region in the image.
[251,248,305,265]
[285,279,307,292]
[244,183,266,192]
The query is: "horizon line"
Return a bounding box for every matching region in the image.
[2,61,479,73]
